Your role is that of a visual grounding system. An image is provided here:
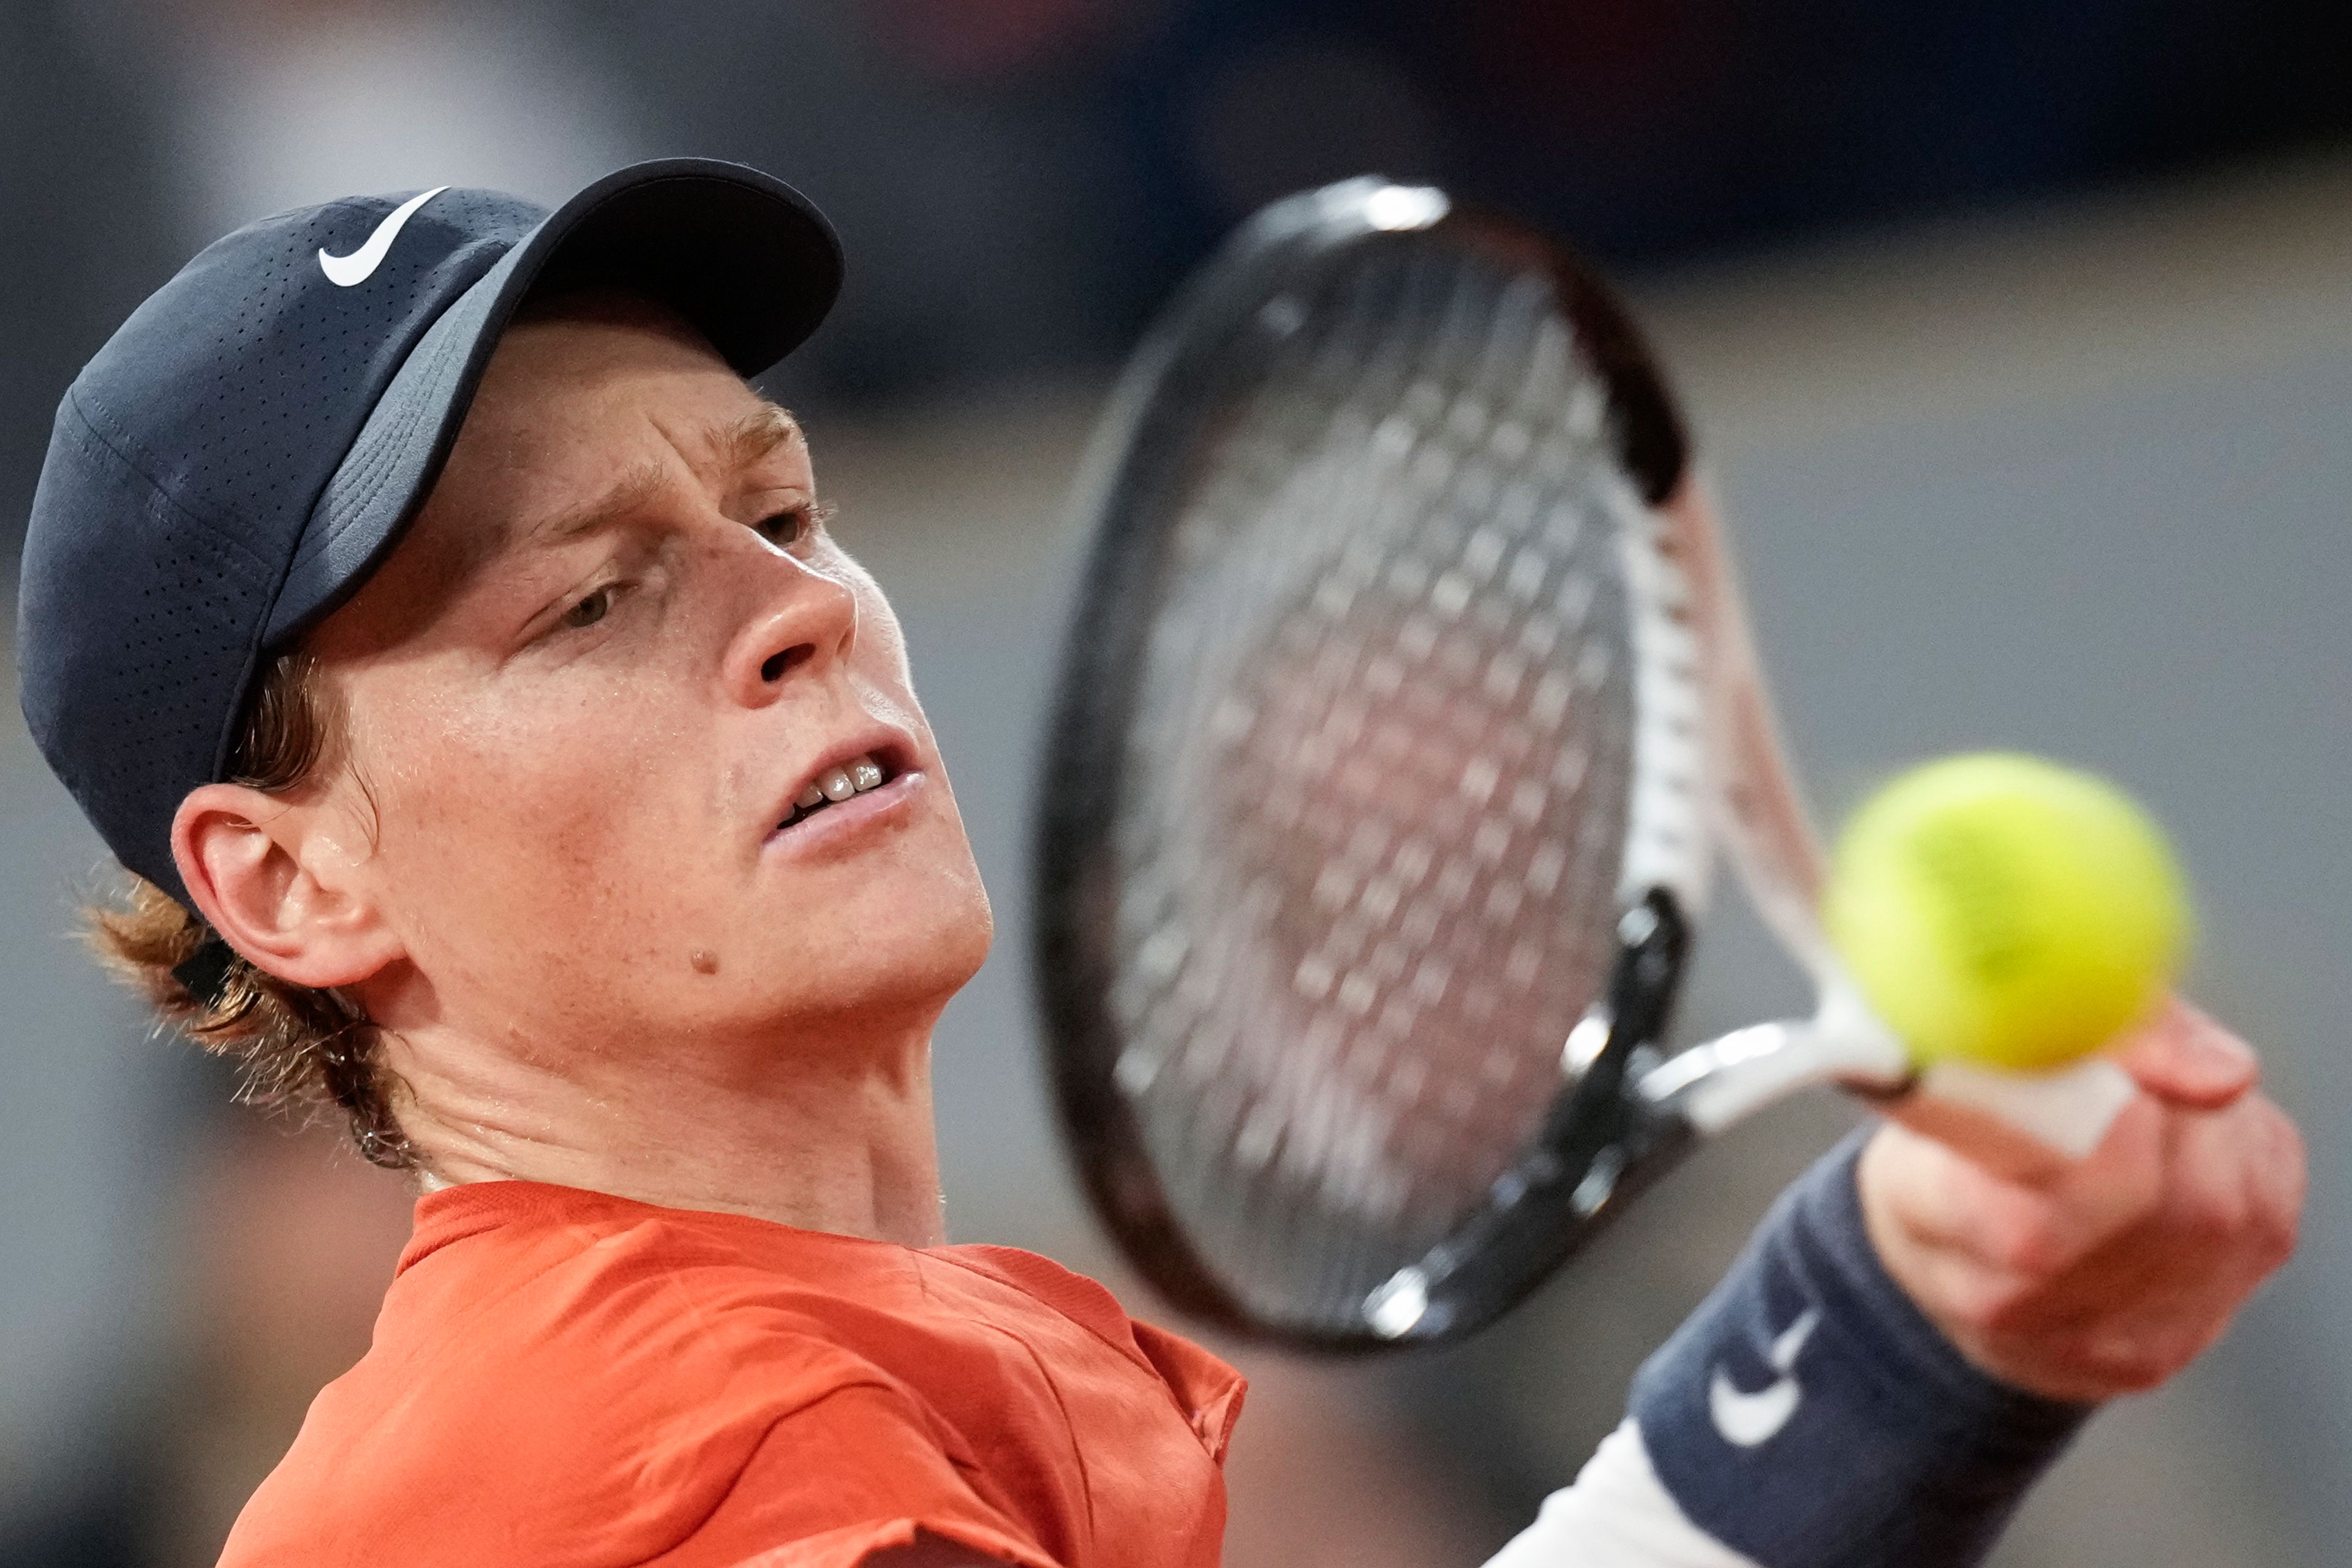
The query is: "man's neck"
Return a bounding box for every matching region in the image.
[383,1012,950,1247]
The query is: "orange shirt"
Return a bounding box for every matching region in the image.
[218,1182,1245,1568]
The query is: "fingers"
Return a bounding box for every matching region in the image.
[1872,1088,2084,1186]
[1868,997,2254,1183]
[2118,997,2259,1111]
[1866,998,2266,1284]
[2250,1095,2309,1255]
[2162,1089,2305,1279]
[1858,1082,2307,1403]
[1863,1100,2166,1280]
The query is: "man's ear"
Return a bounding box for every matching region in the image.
[170,782,402,990]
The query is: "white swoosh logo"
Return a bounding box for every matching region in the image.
[1707,1308,1820,1449]
[318,186,449,287]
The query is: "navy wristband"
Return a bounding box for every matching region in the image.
[1628,1129,2092,1568]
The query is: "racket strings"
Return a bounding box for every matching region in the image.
[1104,236,1659,1328]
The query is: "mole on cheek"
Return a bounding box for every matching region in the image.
[690,949,719,976]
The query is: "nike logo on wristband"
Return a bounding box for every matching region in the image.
[1707,1308,1820,1447]
[318,186,449,287]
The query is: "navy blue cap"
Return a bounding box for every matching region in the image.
[17,158,841,906]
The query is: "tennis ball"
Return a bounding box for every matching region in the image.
[1823,753,2191,1072]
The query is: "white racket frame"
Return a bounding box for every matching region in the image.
[1616,475,2136,1168]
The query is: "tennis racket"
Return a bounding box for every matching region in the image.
[1032,178,2134,1349]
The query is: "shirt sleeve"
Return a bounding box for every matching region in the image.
[1492,1129,2092,1568]
[670,1379,1065,1568]
[1485,1422,1762,1568]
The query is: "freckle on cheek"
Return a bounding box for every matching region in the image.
[690,949,720,976]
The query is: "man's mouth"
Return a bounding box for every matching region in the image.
[776,751,900,833]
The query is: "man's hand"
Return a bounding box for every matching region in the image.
[1857,999,2304,1403]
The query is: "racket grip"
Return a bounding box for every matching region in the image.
[1894,1058,2137,1182]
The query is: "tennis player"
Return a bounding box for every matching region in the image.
[17,160,2301,1568]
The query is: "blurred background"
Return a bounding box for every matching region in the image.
[3,1,2349,1563]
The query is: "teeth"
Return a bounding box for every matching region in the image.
[778,753,891,832]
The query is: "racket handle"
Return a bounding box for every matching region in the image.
[1651,1003,2138,1185]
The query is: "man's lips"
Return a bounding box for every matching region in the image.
[764,727,921,842]
[764,766,925,856]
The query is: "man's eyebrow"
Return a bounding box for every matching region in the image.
[521,458,672,550]
[718,403,804,473]
[470,403,807,577]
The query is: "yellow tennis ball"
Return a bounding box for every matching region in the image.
[1823,753,2192,1072]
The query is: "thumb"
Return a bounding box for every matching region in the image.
[2119,997,2258,1111]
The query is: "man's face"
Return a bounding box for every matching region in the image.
[306,295,993,1058]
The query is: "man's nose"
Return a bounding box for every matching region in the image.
[722,546,858,706]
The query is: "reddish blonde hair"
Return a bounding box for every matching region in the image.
[85,652,412,1167]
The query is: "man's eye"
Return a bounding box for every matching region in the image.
[756,502,830,548]
[560,586,614,630]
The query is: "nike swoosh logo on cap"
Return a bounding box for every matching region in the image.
[318,186,450,287]
[1707,1308,1820,1448]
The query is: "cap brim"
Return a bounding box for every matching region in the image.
[265,158,842,646]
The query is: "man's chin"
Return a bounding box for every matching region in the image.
[722,908,992,1038]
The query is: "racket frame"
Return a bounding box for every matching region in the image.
[1035,177,2128,1352]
